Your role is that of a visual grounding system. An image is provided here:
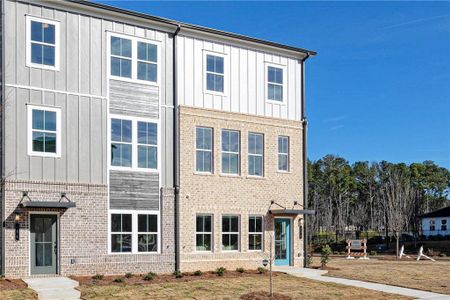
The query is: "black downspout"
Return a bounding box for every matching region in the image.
[172,25,181,272]
[301,53,310,267]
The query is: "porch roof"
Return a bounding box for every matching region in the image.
[269,209,315,215]
[19,201,76,209]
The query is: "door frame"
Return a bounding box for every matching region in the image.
[28,212,60,276]
[274,216,293,266]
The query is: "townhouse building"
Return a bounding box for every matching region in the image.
[0,0,315,278]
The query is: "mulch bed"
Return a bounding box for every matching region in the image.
[71,270,278,286]
[0,278,29,290]
[240,291,292,300]
[311,266,340,271]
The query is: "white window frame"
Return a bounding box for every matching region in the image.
[278,136,290,172]
[221,129,240,176]
[109,114,160,172]
[108,210,160,254]
[27,104,61,158]
[203,50,228,96]
[195,126,214,174]
[248,132,264,177]
[195,214,213,252]
[26,15,60,71]
[221,215,240,252]
[441,219,447,231]
[265,62,287,104]
[107,32,161,86]
[137,213,159,253]
[248,215,264,252]
[429,219,435,231]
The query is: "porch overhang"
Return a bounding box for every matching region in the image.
[269,209,315,215]
[19,201,76,209]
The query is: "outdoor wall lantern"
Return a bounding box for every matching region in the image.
[15,211,22,241]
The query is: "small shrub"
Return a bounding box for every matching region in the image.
[257,267,267,274]
[143,272,156,281]
[113,277,124,283]
[439,253,447,257]
[173,270,183,278]
[320,245,332,268]
[92,274,104,280]
[125,272,133,278]
[216,267,226,276]
[236,267,245,273]
[369,250,377,256]
[193,270,203,276]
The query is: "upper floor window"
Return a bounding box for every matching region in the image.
[205,53,224,93]
[26,16,60,70]
[248,133,264,176]
[27,105,61,157]
[441,219,447,231]
[110,116,158,171]
[429,219,435,231]
[196,127,213,173]
[222,129,240,175]
[109,33,158,84]
[267,65,284,102]
[278,136,290,172]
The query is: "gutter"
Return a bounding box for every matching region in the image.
[172,24,181,272]
[300,53,311,267]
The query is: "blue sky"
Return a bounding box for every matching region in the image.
[98,1,450,169]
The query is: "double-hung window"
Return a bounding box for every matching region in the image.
[267,65,284,102]
[110,117,158,171]
[248,133,264,176]
[110,33,159,83]
[111,214,132,253]
[205,54,224,93]
[196,127,213,173]
[196,215,212,251]
[222,216,239,251]
[138,214,158,252]
[429,219,435,231]
[28,105,61,157]
[441,219,447,231]
[222,130,240,175]
[26,16,59,69]
[249,216,263,251]
[111,119,132,167]
[278,136,290,172]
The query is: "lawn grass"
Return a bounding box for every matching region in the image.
[0,288,36,300]
[77,273,410,299]
[318,256,450,294]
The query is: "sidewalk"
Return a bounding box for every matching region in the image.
[274,266,450,300]
[23,277,80,300]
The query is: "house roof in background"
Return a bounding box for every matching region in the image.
[419,206,450,218]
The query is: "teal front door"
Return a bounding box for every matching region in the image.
[30,214,57,275]
[274,218,291,266]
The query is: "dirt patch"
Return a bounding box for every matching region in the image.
[0,278,28,291]
[240,291,292,300]
[72,270,274,287]
[311,265,340,271]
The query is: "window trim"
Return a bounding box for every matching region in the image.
[221,129,240,176]
[248,215,264,252]
[441,219,447,231]
[221,215,240,252]
[27,104,61,158]
[108,210,160,254]
[26,15,60,71]
[107,32,161,86]
[248,132,264,177]
[195,126,214,174]
[278,136,290,172]
[109,114,160,172]
[203,50,228,96]
[195,214,214,253]
[265,62,287,104]
[429,219,435,231]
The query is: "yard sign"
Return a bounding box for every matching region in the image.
[346,239,368,259]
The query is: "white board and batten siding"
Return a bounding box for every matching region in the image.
[177,35,303,121]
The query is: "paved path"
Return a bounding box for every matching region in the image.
[23,277,80,300]
[274,267,450,300]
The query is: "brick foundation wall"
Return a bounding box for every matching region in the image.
[2,180,175,278]
[178,106,305,272]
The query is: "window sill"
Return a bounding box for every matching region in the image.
[194,172,214,176]
[109,75,159,87]
[246,175,266,180]
[219,173,241,178]
[110,166,159,173]
[266,99,286,106]
[28,152,61,158]
[277,170,292,174]
[193,251,214,254]
[26,62,59,71]
[204,90,227,97]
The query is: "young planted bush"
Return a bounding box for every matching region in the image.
[193,270,203,276]
[113,277,124,283]
[320,245,332,268]
[257,267,267,274]
[369,250,377,256]
[125,272,133,278]
[144,272,156,281]
[216,267,226,276]
[173,270,183,278]
[92,274,104,280]
[236,267,245,273]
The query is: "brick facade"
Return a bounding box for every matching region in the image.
[2,180,175,278]
[178,106,305,272]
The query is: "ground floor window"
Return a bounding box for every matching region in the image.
[248,216,263,251]
[429,219,435,231]
[196,215,212,251]
[441,219,447,231]
[110,211,159,254]
[222,215,239,251]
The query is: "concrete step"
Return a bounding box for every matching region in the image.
[23,277,80,300]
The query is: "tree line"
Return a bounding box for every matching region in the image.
[307,155,450,254]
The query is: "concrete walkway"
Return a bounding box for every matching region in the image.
[274,267,450,300]
[23,277,80,300]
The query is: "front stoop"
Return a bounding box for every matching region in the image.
[23,277,81,300]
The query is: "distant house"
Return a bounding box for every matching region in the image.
[419,206,450,237]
